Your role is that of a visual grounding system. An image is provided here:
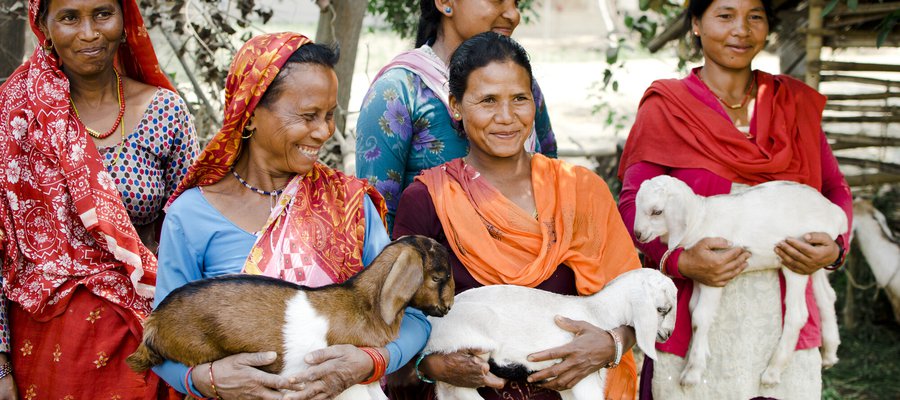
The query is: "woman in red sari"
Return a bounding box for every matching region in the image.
[0,0,192,398]
[618,0,852,398]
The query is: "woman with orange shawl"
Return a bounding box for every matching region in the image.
[617,0,852,398]
[0,0,195,397]
[390,32,641,400]
[154,33,431,399]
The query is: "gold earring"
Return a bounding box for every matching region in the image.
[42,38,53,51]
[453,112,460,119]
[241,128,255,139]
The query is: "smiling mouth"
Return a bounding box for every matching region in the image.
[297,145,320,159]
[492,27,514,36]
[78,47,106,57]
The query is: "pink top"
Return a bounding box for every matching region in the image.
[618,70,853,357]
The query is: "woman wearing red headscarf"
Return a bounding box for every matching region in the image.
[617,0,851,398]
[0,0,197,397]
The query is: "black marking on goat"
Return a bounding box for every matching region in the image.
[488,359,536,382]
[157,274,302,308]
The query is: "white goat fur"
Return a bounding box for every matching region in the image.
[424,268,677,400]
[633,176,845,387]
[852,199,900,323]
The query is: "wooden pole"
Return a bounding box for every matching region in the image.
[805,0,824,88]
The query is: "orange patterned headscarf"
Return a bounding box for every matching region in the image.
[168,32,311,204]
[168,32,387,285]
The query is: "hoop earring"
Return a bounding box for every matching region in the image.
[121,29,127,43]
[241,128,254,139]
[42,38,53,51]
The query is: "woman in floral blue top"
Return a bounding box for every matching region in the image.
[356,0,557,231]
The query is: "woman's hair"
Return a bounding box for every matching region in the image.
[448,32,533,103]
[685,0,775,48]
[415,0,443,47]
[257,42,340,109]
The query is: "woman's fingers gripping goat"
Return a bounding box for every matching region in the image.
[194,352,292,400]
[526,317,632,391]
[679,237,750,287]
[776,233,840,275]
[284,344,377,400]
[419,349,506,389]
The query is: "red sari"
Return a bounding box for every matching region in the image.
[0,0,176,398]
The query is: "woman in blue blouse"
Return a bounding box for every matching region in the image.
[356,0,557,231]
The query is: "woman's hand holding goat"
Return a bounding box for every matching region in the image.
[419,348,507,389]
[191,352,294,400]
[679,238,751,287]
[282,345,385,400]
[526,317,636,391]
[775,232,841,275]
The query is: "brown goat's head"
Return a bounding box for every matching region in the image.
[379,235,454,325]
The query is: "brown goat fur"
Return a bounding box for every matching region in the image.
[126,235,454,374]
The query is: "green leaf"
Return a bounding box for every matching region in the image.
[625,15,634,29]
[606,46,620,64]
[639,0,652,11]
[612,81,619,92]
[822,0,839,17]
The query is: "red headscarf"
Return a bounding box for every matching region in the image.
[169,32,387,285]
[0,0,172,319]
[618,71,826,190]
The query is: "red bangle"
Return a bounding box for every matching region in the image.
[208,362,222,399]
[358,347,386,385]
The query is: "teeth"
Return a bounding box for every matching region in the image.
[298,146,319,158]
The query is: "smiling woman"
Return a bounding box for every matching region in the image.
[153,33,432,399]
[389,32,642,400]
[0,0,198,398]
[617,0,852,398]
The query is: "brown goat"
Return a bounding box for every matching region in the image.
[126,235,453,394]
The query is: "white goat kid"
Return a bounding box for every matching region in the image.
[424,268,677,400]
[634,176,845,387]
[852,199,900,323]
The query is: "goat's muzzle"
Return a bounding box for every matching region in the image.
[421,304,451,317]
[657,329,673,343]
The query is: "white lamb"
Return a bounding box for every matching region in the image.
[633,175,844,387]
[424,268,677,400]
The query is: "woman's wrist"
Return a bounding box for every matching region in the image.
[419,354,444,382]
[188,364,213,398]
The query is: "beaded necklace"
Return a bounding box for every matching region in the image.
[231,167,286,208]
[698,71,756,110]
[71,68,126,139]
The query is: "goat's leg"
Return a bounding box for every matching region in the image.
[812,269,840,368]
[761,269,810,386]
[566,371,605,400]
[680,283,722,387]
[434,382,484,400]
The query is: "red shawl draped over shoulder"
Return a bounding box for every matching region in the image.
[618,71,825,190]
[168,33,386,284]
[0,0,174,320]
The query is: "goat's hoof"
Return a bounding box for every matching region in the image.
[760,368,782,386]
[679,368,702,387]
[821,354,839,368]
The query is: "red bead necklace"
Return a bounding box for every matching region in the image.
[698,71,755,110]
[71,68,126,139]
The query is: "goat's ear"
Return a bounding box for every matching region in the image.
[631,288,659,361]
[380,246,425,325]
[663,190,688,248]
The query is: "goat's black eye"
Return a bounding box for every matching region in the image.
[432,276,442,283]
[657,307,670,315]
[651,209,662,216]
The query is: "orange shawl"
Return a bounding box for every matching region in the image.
[417,154,641,399]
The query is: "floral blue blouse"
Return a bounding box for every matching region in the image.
[356,67,557,232]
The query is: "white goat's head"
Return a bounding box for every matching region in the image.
[634,175,697,248]
[607,269,677,361]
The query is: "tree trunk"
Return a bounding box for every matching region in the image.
[315,0,366,173]
[0,0,26,81]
